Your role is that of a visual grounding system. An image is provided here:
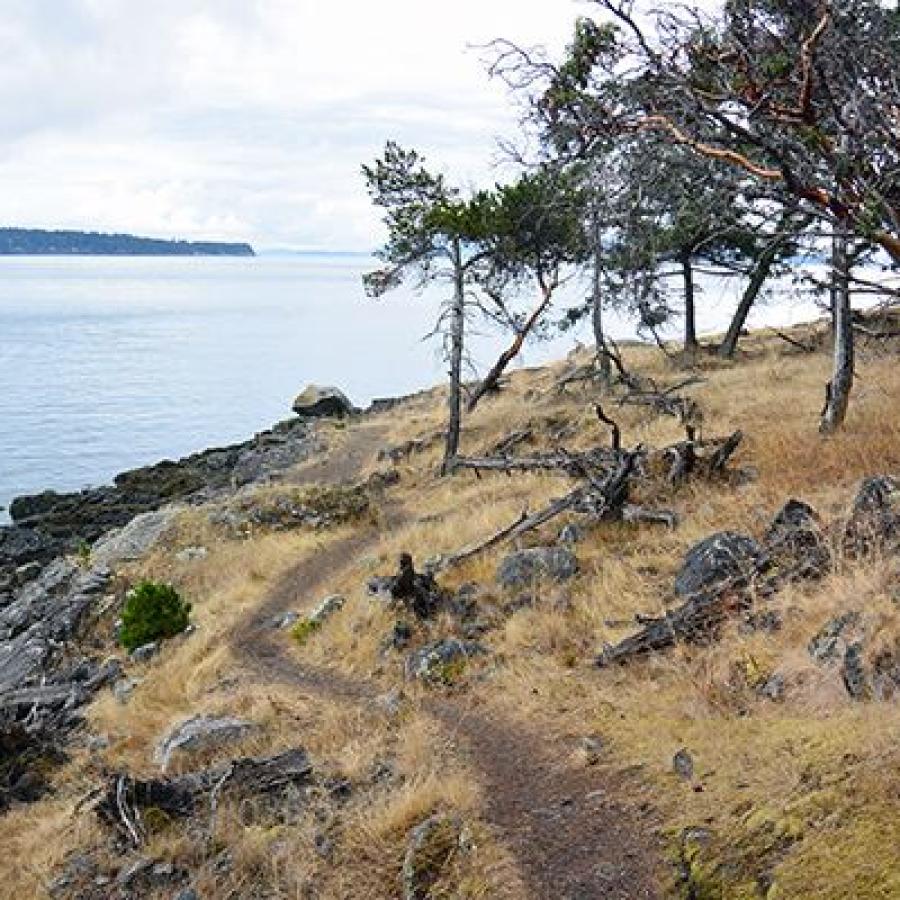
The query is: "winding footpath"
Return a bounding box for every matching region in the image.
[229,422,664,899]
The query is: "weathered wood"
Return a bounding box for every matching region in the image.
[439,489,587,571]
[594,404,621,451]
[621,505,680,528]
[97,749,313,844]
[452,449,620,477]
[597,576,754,667]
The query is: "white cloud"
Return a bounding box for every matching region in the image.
[0,0,579,248]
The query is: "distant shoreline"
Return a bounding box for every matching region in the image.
[0,227,254,257]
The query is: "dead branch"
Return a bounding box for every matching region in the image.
[439,489,586,571]
[594,404,621,451]
[773,329,818,352]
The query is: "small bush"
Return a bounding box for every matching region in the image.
[291,617,321,645]
[120,580,192,652]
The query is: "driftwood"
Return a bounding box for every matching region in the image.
[97,749,312,846]
[440,451,641,571]
[597,576,755,667]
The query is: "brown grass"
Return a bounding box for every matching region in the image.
[4,327,900,898]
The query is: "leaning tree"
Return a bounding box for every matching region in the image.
[362,142,494,473]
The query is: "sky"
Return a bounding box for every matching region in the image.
[0,1,580,251]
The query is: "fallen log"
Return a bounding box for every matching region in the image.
[441,451,641,571]
[96,749,312,846]
[596,576,755,667]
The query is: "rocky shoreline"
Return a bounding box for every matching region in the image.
[0,392,369,809]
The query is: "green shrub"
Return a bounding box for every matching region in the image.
[120,580,192,652]
[291,617,321,645]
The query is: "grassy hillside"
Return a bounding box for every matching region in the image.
[5,319,900,898]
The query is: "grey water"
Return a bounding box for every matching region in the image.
[0,253,838,522]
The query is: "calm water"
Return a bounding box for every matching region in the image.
[0,254,840,520]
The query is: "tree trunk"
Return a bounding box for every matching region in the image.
[591,212,612,383]
[467,279,554,413]
[441,239,465,474]
[682,253,697,352]
[819,227,853,434]
[718,216,791,358]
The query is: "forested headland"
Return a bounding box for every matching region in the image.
[0,227,254,256]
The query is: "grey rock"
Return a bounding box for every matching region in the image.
[273,611,300,630]
[496,547,579,590]
[154,715,257,771]
[674,532,763,599]
[91,507,182,568]
[130,642,160,663]
[808,612,862,663]
[292,384,354,418]
[14,561,43,585]
[844,475,900,552]
[402,814,463,900]
[308,594,345,626]
[113,677,141,705]
[758,673,786,702]
[175,546,208,563]
[842,642,870,700]
[558,523,583,545]
[172,890,199,900]
[404,639,486,683]
[673,748,694,780]
[376,688,404,716]
[764,499,831,579]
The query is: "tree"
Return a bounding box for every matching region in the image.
[362,142,492,473]
[464,165,589,410]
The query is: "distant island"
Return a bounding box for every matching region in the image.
[0,228,254,256]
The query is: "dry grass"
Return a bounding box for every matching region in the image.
[5,326,900,898]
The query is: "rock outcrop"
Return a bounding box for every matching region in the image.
[292,385,354,418]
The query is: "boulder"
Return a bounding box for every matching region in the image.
[807,611,863,663]
[674,532,763,599]
[308,594,345,626]
[154,715,257,772]
[844,475,900,553]
[402,814,463,900]
[764,499,831,581]
[405,639,485,683]
[496,547,579,590]
[91,507,182,568]
[292,385,354,418]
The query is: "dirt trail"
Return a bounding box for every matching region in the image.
[230,420,664,899]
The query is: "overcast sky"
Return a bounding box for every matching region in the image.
[0,1,580,250]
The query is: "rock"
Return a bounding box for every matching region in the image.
[558,523,583,545]
[376,688,404,716]
[172,890,199,900]
[673,748,694,780]
[808,612,862,663]
[14,562,43,585]
[872,642,900,701]
[496,547,579,590]
[389,621,413,651]
[113,677,141,705]
[130,642,160,664]
[175,546,208,563]
[272,611,300,630]
[674,532,763,599]
[91,507,182,568]
[402,814,463,900]
[758,673,786,702]
[764,499,831,580]
[308,594,345,626]
[154,715,257,772]
[579,735,604,765]
[292,384,354,418]
[842,642,869,700]
[404,639,486,683]
[844,475,900,553]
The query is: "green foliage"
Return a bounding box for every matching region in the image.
[75,539,92,568]
[291,617,321,645]
[120,581,191,652]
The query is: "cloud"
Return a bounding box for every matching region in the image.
[0,1,578,248]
